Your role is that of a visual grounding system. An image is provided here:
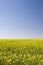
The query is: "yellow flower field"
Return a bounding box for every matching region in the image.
[0,39,43,65]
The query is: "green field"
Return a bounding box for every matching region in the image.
[0,39,43,65]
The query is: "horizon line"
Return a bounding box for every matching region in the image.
[0,38,43,39]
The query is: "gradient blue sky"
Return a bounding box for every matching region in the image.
[0,0,43,38]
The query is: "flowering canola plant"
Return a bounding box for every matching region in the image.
[0,39,43,65]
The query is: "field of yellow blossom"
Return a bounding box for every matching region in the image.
[0,39,43,65]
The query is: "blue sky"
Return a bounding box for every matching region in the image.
[0,0,43,38]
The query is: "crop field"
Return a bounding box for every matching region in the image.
[0,39,43,65]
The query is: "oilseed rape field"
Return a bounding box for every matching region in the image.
[0,39,43,65]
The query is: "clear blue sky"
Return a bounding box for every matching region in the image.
[0,0,43,38]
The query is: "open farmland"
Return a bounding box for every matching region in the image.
[0,39,43,65]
